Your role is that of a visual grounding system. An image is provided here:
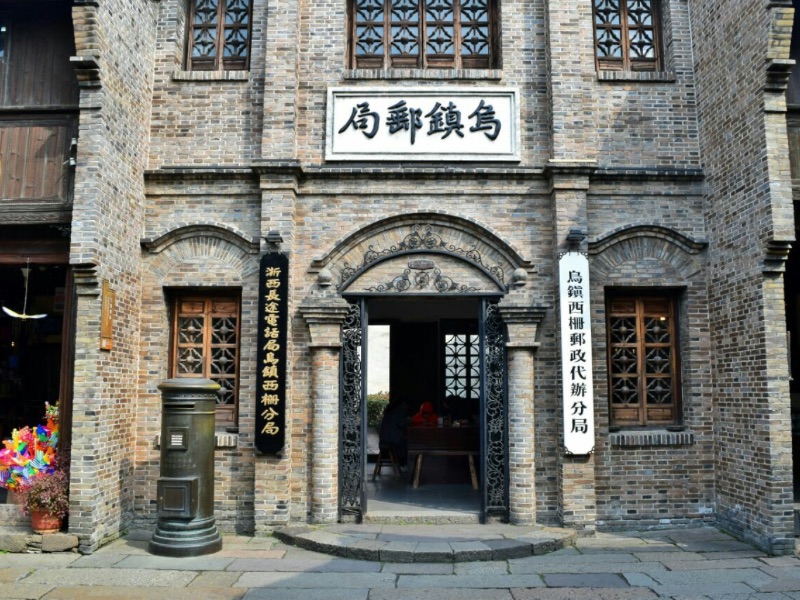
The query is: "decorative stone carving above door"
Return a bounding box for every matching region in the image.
[310,212,535,296]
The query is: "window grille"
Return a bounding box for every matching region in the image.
[351,0,498,69]
[592,0,661,72]
[171,295,240,426]
[186,0,252,71]
[607,294,680,427]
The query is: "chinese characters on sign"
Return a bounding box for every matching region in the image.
[327,88,519,161]
[338,98,501,144]
[559,252,595,455]
[255,253,288,454]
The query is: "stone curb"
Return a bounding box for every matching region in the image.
[274,525,578,563]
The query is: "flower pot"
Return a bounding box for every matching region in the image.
[30,510,62,534]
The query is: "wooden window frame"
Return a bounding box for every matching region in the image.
[185,0,253,71]
[348,0,500,70]
[606,292,682,428]
[169,293,241,428]
[592,0,662,72]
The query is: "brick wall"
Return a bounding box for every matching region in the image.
[68,0,158,552]
[689,0,796,554]
[112,0,794,549]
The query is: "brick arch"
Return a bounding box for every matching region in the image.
[589,226,706,284]
[145,233,259,286]
[311,211,534,293]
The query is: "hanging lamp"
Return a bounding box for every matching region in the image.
[1,258,47,320]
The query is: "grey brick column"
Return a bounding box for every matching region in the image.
[300,297,351,523]
[498,303,546,526]
[547,162,598,533]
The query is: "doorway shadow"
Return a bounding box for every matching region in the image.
[367,456,481,520]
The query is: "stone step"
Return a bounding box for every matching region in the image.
[0,527,79,553]
[274,523,577,563]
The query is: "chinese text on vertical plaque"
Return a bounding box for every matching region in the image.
[255,253,288,454]
[559,252,594,455]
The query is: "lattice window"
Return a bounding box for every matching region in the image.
[350,0,497,69]
[592,0,661,72]
[607,295,680,427]
[186,0,252,71]
[444,333,480,399]
[171,295,240,426]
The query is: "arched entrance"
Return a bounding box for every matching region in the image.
[340,295,507,522]
[307,214,538,523]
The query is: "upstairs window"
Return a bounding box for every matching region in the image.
[606,294,681,428]
[349,0,499,69]
[186,0,252,71]
[592,0,661,72]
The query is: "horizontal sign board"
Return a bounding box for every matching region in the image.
[326,87,520,161]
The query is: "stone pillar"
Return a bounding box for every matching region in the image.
[498,303,545,526]
[299,297,351,523]
[547,163,598,533]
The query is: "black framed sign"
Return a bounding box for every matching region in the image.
[255,252,288,454]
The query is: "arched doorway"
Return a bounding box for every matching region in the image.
[339,295,507,522]
[315,216,535,523]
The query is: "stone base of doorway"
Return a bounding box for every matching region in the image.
[273,523,577,562]
[364,511,482,524]
[0,526,79,553]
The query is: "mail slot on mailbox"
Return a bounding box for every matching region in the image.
[149,378,222,557]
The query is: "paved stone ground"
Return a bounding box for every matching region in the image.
[1,526,800,599]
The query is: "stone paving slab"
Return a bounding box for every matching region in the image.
[226,557,382,572]
[24,567,199,587]
[634,567,777,587]
[242,589,369,600]
[234,571,398,588]
[453,561,507,575]
[510,562,670,575]
[70,553,127,568]
[41,587,245,599]
[396,574,546,588]
[0,553,80,568]
[0,567,35,582]
[758,577,800,593]
[5,584,56,599]
[383,562,454,574]
[369,589,514,600]
[541,573,630,588]
[112,554,236,571]
[188,571,243,587]
[658,557,766,570]
[510,588,659,599]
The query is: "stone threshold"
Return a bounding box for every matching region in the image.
[274,523,577,563]
[0,526,79,553]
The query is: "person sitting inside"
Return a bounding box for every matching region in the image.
[379,397,408,467]
[410,401,439,427]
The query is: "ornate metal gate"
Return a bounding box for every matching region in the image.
[481,299,508,520]
[339,300,366,519]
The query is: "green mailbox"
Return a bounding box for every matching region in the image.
[149,378,222,557]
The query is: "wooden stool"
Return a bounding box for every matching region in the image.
[371,446,401,481]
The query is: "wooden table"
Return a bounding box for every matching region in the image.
[406,425,479,489]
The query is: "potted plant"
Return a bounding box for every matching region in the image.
[0,402,67,533]
[17,468,69,533]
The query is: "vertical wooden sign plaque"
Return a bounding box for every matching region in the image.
[255,253,288,454]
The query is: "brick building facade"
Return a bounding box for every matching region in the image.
[0,0,799,555]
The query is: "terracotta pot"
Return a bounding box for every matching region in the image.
[30,510,62,534]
